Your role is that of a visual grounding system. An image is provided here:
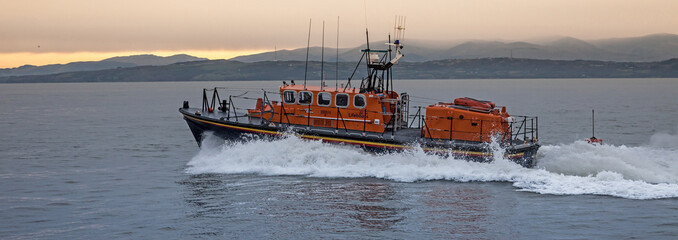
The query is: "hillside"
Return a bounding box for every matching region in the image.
[0,54,207,77]
[4,34,675,79]
[230,34,678,63]
[2,58,676,83]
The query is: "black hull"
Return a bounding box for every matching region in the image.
[181,108,539,168]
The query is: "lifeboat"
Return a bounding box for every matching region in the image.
[179,19,540,168]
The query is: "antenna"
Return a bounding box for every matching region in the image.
[592,109,595,138]
[390,15,406,62]
[586,108,603,144]
[321,20,325,91]
[387,16,406,92]
[336,16,339,92]
[393,16,406,43]
[303,19,311,90]
[365,28,371,67]
[363,0,368,29]
[365,28,370,50]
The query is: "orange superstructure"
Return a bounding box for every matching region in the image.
[242,18,514,145]
[250,84,403,134]
[250,83,513,143]
[423,102,511,142]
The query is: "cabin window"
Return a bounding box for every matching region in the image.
[354,94,366,108]
[318,92,331,106]
[335,93,349,108]
[283,90,296,104]
[298,91,313,105]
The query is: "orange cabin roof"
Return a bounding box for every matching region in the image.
[280,84,363,94]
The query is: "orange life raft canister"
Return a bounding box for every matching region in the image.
[454,97,496,110]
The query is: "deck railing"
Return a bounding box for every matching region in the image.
[198,87,538,144]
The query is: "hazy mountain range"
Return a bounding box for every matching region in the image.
[231,33,678,63]
[2,58,676,83]
[1,34,676,78]
[0,54,207,77]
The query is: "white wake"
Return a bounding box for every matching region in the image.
[187,132,678,200]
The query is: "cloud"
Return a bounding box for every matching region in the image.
[1,0,676,54]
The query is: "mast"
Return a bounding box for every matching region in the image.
[592,109,595,138]
[364,28,372,92]
[303,19,311,90]
[321,20,325,90]
[336,16,339,91]
[355,16,405,93]
[389,41,393,93]
[586,108,603,144]
[345,16,405,93]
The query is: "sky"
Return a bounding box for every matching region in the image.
[1,0,676,68]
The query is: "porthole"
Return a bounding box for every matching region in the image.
[318,92,331,106]
[335,93,349,108]
[283,90,296,104]
[353,94,366,108]
[298,91,313,105]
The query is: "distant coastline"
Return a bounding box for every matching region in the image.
[3,33,678,83]
[1,58,677,83]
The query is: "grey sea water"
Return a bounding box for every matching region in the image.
[1,79,678,239]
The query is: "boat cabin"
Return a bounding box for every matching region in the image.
[250,84,405,134]
[248,84,514,143]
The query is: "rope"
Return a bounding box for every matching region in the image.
[206,87,279,91]
[409,95,448,102]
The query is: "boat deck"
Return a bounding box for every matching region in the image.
[181,107,534,151]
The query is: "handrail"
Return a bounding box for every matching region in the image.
[199,87,538,143]
[422,114,432,139]
[299,114,370,122]
[408,106,422,128]
[423,115,538,144]
[229,96,238,121]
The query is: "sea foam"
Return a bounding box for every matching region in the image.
[187,133,678,200]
